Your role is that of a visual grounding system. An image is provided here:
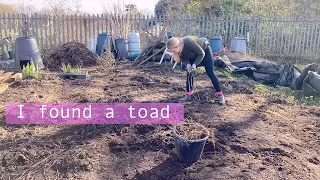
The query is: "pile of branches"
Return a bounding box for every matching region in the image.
[43,42,98,71]
[132,25,169,67]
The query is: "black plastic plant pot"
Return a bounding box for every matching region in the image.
[57,72,88,80]
[173,124,209,163]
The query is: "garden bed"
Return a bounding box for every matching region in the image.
[0,61,319,179]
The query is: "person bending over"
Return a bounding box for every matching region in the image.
[167,36,226,105]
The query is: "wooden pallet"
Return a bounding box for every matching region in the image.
[0,70,22,95]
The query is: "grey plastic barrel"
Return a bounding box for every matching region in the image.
[230,37,247,54]
[115,38,129,60]
[14,37,44,71]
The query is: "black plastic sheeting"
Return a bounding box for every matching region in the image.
[213,56,320,96]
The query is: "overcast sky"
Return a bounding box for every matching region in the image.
[1,0,158,14]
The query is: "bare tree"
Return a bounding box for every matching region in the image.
[73,0,83,14]
[45,0,82,16]
[99,0,131,38]
[0,3,16,14]
[125,4,137,13]
[155,0,191,18]
[13,1,36,14]
[139,8,154,16]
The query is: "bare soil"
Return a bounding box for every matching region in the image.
[0,60,319,180]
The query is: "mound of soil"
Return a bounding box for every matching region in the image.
[43,42,97,71]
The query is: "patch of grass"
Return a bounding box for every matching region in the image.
[229,73,320,106]
[215,68,233,80]
[74,65,82,73]
[22,62,40,80]
[61,63,83,73]
[61,63,72,73]
[223,71,233,80]
[213,66,320,106]
[234,74,257,88]
[197,66,206,74]
[299,96,320,106]
[295,64,305,70]
[269,86,320,106]
[89,73,97,79]
[254,84,269,93]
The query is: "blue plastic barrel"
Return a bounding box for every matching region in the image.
[209,37,224,53]
[96,33,112,55]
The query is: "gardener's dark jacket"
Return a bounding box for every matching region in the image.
[179,36,209,66]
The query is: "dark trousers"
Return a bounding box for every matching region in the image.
[186,46,221,93]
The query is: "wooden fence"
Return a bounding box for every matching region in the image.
[1,13,320,61]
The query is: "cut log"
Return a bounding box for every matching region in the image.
[135,43,158,64]
[140,27,158,42]
[133,41,164,66]
[0,72,14,83]
[133,42,158,65]
[0,83,9,95]
[132,21,168,67]
[144,43,158,57]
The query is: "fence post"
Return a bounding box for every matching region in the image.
[185,15,188,35]
[53,15,56,47]
[198,16,201,37]
[39,14,44,49]
[21,14,26,37]
[75,14,78,42]
[0,14,2,41]
[4,13,320,61]
[34,13,39,47]
[317,21,320,54]
[254,16,259,55]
